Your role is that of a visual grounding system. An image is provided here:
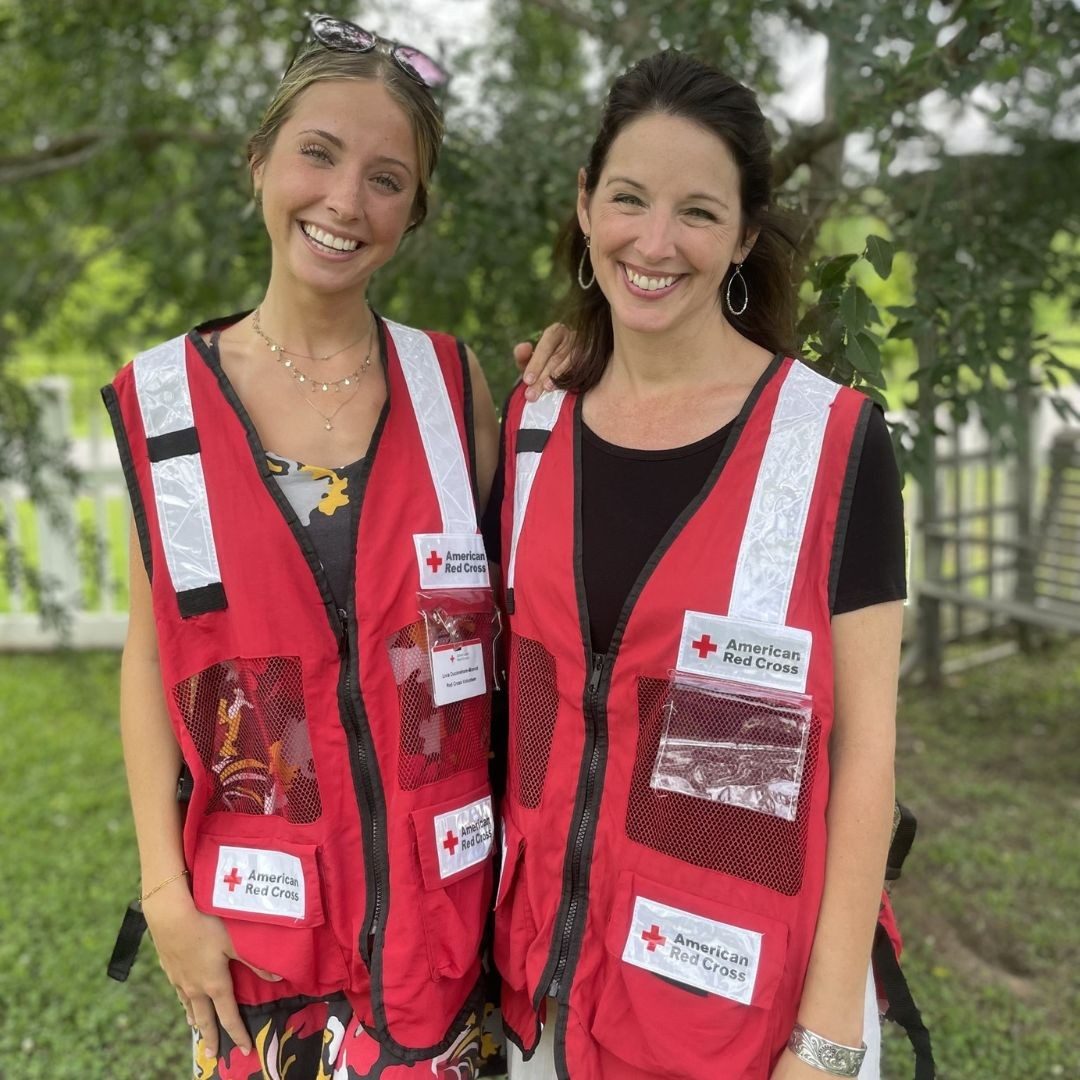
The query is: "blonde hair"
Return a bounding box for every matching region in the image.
[247,47,445,230]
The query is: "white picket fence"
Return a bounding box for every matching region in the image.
[2,375,1076,653]
[0,378,129,650]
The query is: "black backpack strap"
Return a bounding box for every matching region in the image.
[106,765,193,981]
[887,801,918,882]
[107,902,148,982]
[873,917,936,1078]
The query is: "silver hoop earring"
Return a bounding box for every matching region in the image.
[725,262,749,316]
[577,236,596,290]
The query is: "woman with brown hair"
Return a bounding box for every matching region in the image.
[493,51,907,1079]
[105,17,504,1079]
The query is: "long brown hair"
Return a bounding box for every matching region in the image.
[557,50,798,391]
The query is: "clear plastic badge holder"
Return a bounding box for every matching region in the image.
[417,588,503,703]
[650,671,811,821]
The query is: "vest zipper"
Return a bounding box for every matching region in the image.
[338,606,383,964]
[547,651,607,999]
[194,330,391,979]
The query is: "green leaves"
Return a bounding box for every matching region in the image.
[847,332,882,378]
[812,254,859,291]
[840,284,873,334]
[801,245,891,397]
[864,235,895,280]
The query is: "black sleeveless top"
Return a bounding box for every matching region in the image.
[484,405,906,653]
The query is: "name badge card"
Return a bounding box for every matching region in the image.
[430,637,485,706]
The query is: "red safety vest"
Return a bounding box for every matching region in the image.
[495,356,873,1079]
[104,317,497,1060]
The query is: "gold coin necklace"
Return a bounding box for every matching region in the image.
[253,307,376,430]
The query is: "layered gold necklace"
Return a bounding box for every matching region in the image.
[253,307,376,430]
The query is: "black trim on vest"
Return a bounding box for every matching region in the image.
[539,396,612,1010]
[101,384,153,583]
[237,991,349,1019]
[188,326,343,633]
[456,337,481,515]
[146,426,200,462]
[193,310,251,337]
[190,321,400,1055]
[359,326,493,1060]
[547,353,787,1078]
[516,428,551,454]
[192,316,488,1059]
[604,352,785,656]
[873,923,936,1078]
[828,397,874,614]
[501,1014,542,1062]
[176,582,227,618]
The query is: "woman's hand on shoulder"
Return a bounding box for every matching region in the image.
[144,888,281,1058]
[514,323,573,401]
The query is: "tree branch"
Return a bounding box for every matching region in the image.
[0,128,240,185]
[773,119,841,187]
[527,0,607,38]
[785,0,825,34]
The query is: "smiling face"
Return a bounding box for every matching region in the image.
[578,111,754,339]
[252,78,419,298]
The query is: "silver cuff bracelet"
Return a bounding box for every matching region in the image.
[787,1023,867,1077]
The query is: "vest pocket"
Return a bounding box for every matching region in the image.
[409,783,495,980]
[493,814,537,993]
[191,825,348,996]
[507,633,559,809]
[387,602,497,791]
[626,677,822,896]
[589,870,788,1079]
[171,655,322,823]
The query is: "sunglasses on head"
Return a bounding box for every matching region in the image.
[286,13,450,91]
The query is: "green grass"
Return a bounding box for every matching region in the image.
[882,638,1080,1079]
[0,652,190,1078]
[2,643,1078,1078]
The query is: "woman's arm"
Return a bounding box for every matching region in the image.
[772,599,902,1077]
[121,523,186,894]
[466,345,499,513]
[121,522,276,1058]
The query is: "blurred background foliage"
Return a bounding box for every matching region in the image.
[1,0,1078,470]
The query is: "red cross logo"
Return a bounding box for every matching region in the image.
[641,924,667,951]
[691,634,718,659]
[426,550,444,572]
[442,830,459,855]
[222,867,243,892]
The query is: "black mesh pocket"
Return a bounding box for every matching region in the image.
[508,634,559,809]
[172,656,321,823]
[388,616,495,790]
[626,677,821,896]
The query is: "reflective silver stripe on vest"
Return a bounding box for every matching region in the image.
[508,390,568,592]
[132,335,223,596]
[385,320,478,534]
[728,361,840,626]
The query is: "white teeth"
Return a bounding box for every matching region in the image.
[625,266,677,291]
[302,223,359,252]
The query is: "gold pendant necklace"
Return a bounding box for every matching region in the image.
[254,307,377,430]
[252,306,368,362]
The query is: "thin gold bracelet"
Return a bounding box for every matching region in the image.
[139,869,189,903]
